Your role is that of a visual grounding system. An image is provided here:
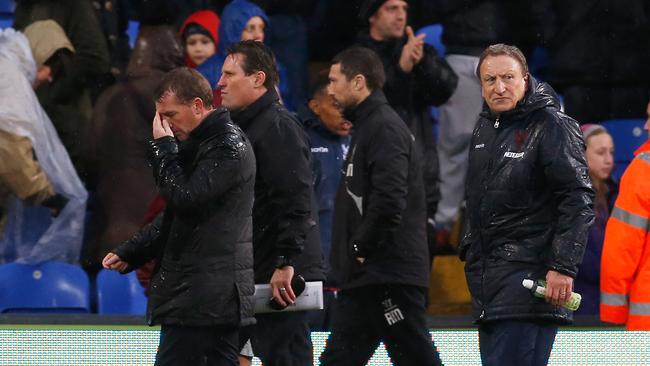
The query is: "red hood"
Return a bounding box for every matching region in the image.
[634,140,650,156]
[179,10,220,68]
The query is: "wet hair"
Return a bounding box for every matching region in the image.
[154,67,213,107]
[332,47,385,91]
[226,40,278,90]
[476,43,528,79]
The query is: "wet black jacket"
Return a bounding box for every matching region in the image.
[357,33,458,219]
[113,109,256,327]
[330,90,430,290]
[231,90,325,283]
[459,79,595,324]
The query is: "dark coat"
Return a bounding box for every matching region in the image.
[574,178,618,315]
[357,32,457,218]
[231,90,325,283]
[330,90,430,290]
[113,109,256,327]
[460,78,595,324]
[301,110,350,284]
[84,25,184,267]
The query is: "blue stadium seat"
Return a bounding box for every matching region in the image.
[0,261,90,313]
[417,24,445,57]
[96,269,147,315]
[600,119,647,162]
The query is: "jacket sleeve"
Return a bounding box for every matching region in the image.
[412,44,458,106]
[113,213,164,272]
[600,154,650,324]
[256,119,315,258]
[149,135,245,213]
[539,115,595,277]
[351,122,410,256]
[0,130,55,204]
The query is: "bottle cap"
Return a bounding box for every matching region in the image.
[522,279,534,289]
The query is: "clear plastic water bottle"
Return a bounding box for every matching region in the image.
[522,279,582,311]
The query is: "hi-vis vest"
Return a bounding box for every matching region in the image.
[600,141,650,330]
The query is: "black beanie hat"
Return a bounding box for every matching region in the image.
[358,0,387,21]
[182,23,214,42]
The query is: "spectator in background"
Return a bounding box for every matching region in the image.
[574,124,618,316]
[600,102,650,330]
[82,25,184,271]
[300,69,351,331]
[199,0,294,110]
[179,10,221,105]
[426,0,521,247]
[322,46,443,366]
[0,27,86,264]
[180,10,220,68]
[218,40,324,366]
[13,0,110,181]
[357,0,458,261]
[460,44,594,366]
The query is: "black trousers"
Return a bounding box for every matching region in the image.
[479,320,558,366]
[250,311,313,366]
[155,324,239,366]
[320,284,443,366]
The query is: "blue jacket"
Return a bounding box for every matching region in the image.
[301,109,350,283]
[196,0,294,110]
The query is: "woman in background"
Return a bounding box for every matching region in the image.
[574,124,618,315]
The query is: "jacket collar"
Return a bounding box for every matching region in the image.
[188,107,232,144]
[343,89,388,127]
[635,140,650,156]
[231,89,278,131]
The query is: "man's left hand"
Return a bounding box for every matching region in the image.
[152,112,173,139]
[270,266,296,308]
[545,270,574,306]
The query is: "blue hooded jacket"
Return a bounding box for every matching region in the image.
[196,0,294,110]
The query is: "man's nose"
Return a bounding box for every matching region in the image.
[495,79,506,93]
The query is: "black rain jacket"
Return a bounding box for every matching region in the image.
[114,109,256,327]
[460,78,595,324]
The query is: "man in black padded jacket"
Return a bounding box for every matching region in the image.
[103,67,256,366]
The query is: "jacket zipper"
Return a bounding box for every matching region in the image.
[493,116,500,129]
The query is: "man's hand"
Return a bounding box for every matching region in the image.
[545,270,574,306]
[102,252,129,272]
[398,26,426,73]
[152,112,173,139]
[270,266,296,308]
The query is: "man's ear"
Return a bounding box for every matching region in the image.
[354,74,366,91]
[308,98,319,115]
[253,70,267,88]
[192,97,204,115]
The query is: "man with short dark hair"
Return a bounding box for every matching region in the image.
[218,40,324,366]
[102,67,256,366]
[320,46,443,366]
[357,0,458,257]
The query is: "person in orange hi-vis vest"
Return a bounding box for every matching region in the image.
[600,101,650,330]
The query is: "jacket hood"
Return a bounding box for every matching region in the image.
[179,10,220,45]
[180,10,220,68]
[23,20,74,68]
[217,0,269,55]
[0,28,36,83]
[481,76,562,122]
[127,25,184,77]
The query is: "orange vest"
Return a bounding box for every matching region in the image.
[600,141,650,330]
